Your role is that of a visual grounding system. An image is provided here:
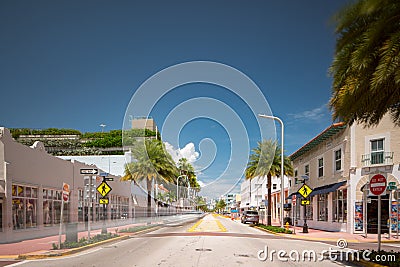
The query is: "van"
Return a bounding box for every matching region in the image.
[241,210,259,224]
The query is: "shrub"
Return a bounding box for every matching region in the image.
[255,224,292,234]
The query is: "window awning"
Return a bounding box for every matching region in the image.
[309,181,347,197]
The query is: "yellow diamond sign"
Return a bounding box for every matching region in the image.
[298,184,313,199]
[97,181,112,197]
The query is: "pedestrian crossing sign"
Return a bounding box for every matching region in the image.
[97,181,112,197]
[298,184,313,198]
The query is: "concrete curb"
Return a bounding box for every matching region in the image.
[17,226,161,260]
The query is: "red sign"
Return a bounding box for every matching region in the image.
[370,174,387,196]
[292,195,297,206]
[62,192,69,202]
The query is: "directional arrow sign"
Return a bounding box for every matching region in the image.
[298,184,313,199]
[97,181,112,197]
[80,168,98,175]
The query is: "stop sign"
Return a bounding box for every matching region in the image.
[370,174,387,196]
[292,195,297,206]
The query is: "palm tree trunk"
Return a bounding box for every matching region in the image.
[147,179,152,217]
[267,174,272,226]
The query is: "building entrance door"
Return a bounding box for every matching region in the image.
[367,194,389,234]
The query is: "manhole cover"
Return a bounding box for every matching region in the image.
[195,248,212,251]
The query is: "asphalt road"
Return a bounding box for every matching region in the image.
[8,214,360,267]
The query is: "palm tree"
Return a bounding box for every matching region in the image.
[122,139,178,216]
[329,0,400,126]
[177,158,200,198]
[246,140,293,226]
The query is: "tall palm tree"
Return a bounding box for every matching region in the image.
[246,140,293,226]
[329,0,400,126]
[122,139,178,216]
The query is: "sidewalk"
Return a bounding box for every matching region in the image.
[0,222,152,260]
[267,221,400,244]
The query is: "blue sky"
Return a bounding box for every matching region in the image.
[0,0,350,198]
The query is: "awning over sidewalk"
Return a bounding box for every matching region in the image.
[309,181,346,197]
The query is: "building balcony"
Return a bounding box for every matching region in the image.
[361,152,394,167]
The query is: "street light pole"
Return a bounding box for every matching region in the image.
[258,114,285,228]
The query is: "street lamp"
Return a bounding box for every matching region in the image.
[100,124,106,133]
[258,114,285,228]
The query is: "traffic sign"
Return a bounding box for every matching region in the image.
[292,195,297,206]
[99,198,109,204]
[62,182,70,202]
[104,177,114,181]
[370,174,387,196]
[301,200,310,205]
[100,172,109,177]
[97,181,112,197]
[298,184,313,199]
[80,168,98,175]
[389,182,396,186]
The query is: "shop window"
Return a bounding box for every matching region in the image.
[43,188,62,226]
[12,184,38,230]
[317,193,328,221]
[332,189,347,222]
[305,165,309,177]
[306,197,313,220]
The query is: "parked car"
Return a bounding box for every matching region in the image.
[241,210,259,224]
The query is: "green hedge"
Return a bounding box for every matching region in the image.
[256,224,293,234]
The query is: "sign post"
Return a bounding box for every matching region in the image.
[97,173,112,234]
[298,183,313,233]
[292,195,296,234]
[58,182,70,249]
[370,173,387,251]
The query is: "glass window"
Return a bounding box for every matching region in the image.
[318,158,324,177]
[332,189,347,222]
[371,139,384,164]
[306,197,313,220]
[335,149,342,171]
[272,184,277,190]
[12,185,38,230]
[305,165,309,177]
[317,194,328,221]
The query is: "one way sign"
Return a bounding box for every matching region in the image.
[80,168,98,175]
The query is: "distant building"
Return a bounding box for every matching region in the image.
[240,176,290,224]
[131,117,156,132]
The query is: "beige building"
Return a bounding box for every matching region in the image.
[131,117,156,131]
[0,128,149,243]
[289,114,400,233]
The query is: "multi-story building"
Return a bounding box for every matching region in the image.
[289,114,400,233]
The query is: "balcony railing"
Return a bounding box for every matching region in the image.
[362,152,394,167]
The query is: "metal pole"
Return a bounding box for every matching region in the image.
[258,114,285,228]
[389,190,392,239]
[363,183,368,238]
[88,175,92,239]
[397,190,399,239]
[378,194,382,251]
[58,197,64,249]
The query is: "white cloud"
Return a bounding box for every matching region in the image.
[289,104,328,121]
[164,142,199,164]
